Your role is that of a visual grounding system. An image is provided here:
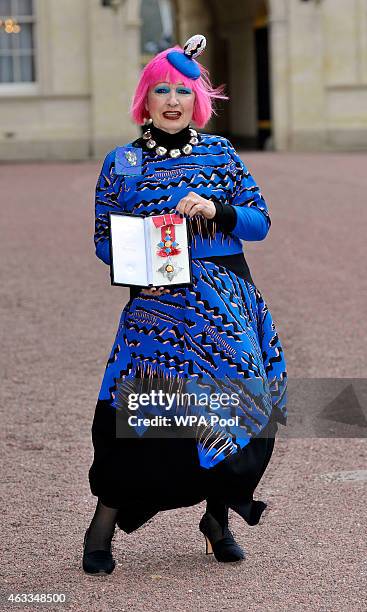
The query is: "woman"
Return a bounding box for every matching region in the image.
[83,35,287,574]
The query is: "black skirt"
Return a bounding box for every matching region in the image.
[88,398,279,534]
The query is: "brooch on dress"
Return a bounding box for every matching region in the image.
[115,146,142,175]
[124,150,137,166]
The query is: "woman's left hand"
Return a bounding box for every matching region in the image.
[176,192,216,220]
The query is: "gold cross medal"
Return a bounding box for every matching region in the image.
[154,215,184,282]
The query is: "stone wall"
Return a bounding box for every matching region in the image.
[270,0,367,150]
[0,0,141,160]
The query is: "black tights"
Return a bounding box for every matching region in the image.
[84,499,119,553]
[205,497,228,531]
[85,497,230,552]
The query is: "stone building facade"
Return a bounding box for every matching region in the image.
[0,0,141,160]
[0,0,366,159]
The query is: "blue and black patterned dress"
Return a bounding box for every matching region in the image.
[89,125,287,533]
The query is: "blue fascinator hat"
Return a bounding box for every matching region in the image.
[166,34,207,80]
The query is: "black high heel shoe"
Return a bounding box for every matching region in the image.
[199,506,245,563]
[82,528,116,575]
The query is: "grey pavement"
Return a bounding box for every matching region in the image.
[0,152,366,611]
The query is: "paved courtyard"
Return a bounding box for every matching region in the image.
[1,152,366,611]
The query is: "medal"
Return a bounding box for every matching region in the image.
[152,214,184,282]
[157,225,180,257]
[153,214,182,257]
[157,258,183,282]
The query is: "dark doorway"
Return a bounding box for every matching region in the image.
[254,21,271,149]
[212,35,231,136]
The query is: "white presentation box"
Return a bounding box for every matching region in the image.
[109,212,193,288]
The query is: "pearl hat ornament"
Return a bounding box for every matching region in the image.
[183,34,207,59]
[166,34,207,80]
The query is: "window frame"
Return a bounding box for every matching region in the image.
[0,0,38,92]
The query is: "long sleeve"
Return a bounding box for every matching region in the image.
[94,149,123,265]
[223,139,271,241]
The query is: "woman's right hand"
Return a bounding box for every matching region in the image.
[140,286,170,296]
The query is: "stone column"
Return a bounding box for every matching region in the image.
[268,0,290,151]
[88,0,142,158]
[288,0,326,150]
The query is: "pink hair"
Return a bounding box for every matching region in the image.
[130,46,228,129]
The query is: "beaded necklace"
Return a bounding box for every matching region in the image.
[142,121,199,158]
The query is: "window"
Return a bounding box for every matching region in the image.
[0,0,35,83]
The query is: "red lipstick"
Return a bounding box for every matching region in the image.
[163,111,182,120]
